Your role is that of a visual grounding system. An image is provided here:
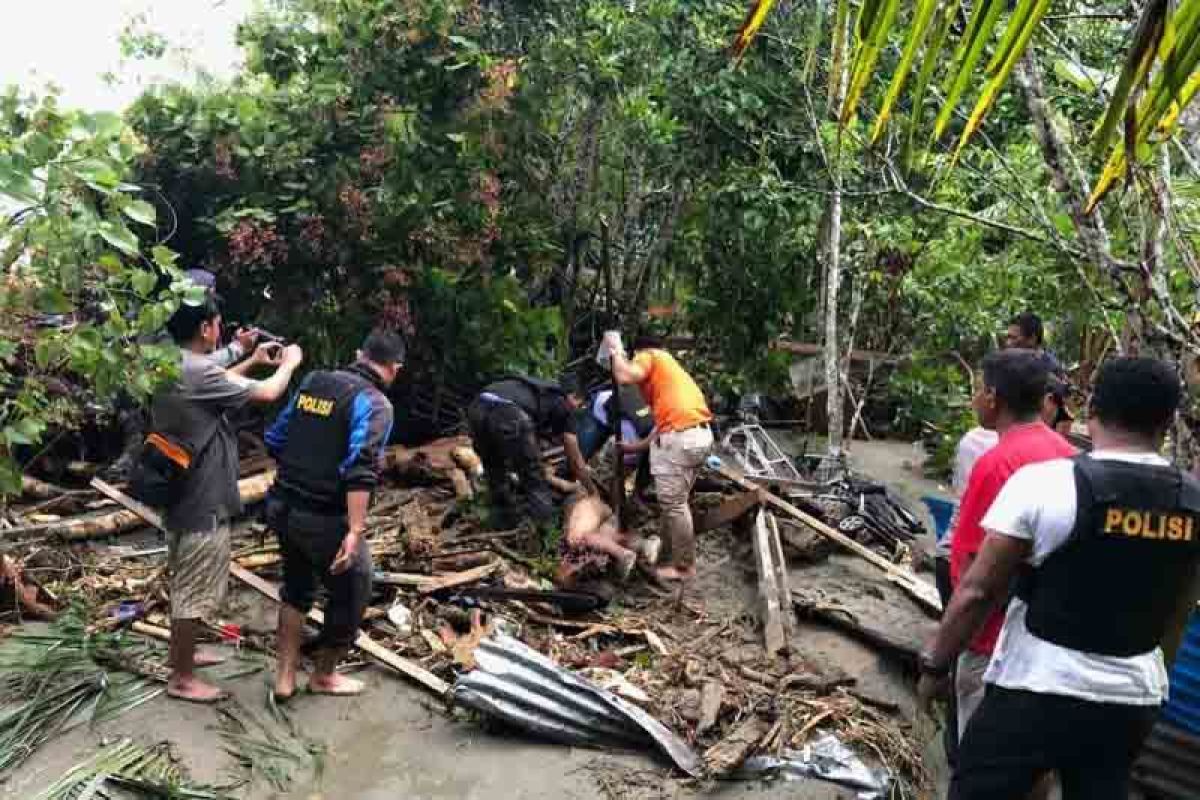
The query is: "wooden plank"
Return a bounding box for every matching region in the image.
[89,480,450,697]
[750,510,788,657]
[767,513,797,644]
[695,490,763,534]
[375,571,439,588]
[717,465,942,614]
[231,563,449,696]
[417,560,500,595]
[90,479,169,533]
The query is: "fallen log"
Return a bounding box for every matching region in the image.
[20,475,74,501]
[1,472,276,543]
[717,466,941,615]
[78,480,451,698]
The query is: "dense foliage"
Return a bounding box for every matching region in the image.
[0,91,195,492]
[5,0,1200,488]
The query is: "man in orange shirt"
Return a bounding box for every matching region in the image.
[605,333,713,582]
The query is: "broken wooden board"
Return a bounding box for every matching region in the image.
[749,509,795,657]
[697,680,725,736]
[417,560,500,595]
[766,513,797,646]
[703,714,772,776]
[694,489,762,534]
[717,465,942,615]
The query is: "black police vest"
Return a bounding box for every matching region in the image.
[274,365,384,512]
[1016,456,1200,657]
[486,375,568,433]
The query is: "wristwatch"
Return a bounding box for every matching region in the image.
[918,651,952,678]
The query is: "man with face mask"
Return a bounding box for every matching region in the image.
[264,329,406,701]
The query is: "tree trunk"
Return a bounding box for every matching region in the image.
[1016,55,1126,352]
[822,9,850,456]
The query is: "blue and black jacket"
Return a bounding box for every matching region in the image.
[265,363,394,513]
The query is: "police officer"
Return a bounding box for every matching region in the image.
[467,374,582,527]
[264,330,405,700]
[919,357,1200,800]
[563,384,656,500]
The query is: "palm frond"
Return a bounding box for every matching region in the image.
[730,0,778,63]
[871,0,938,144]
[951,0,1052,163]
[218,699,326,794]
[905,3,957,169]
[934,0,1004,141]
[842,0,902,125]
[1091,0,1171,161]
[32,737,233,800]
[0,611,164,774]
[1089,0,1200,210]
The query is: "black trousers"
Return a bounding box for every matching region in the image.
[952,685,1158,800]
[467,400,554,524]
[265,496,372,650]
[935,556,959,768]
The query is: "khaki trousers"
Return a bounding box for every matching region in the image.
[650,425,713,568]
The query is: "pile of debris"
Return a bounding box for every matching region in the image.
[0,428,940,797]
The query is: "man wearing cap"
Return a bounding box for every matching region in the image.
[264,330,405,699]
[605,333,713,583]
[467,374,583,528]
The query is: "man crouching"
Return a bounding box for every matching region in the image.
[264,330,405,700]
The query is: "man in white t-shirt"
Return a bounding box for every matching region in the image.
[917,357,1200,800]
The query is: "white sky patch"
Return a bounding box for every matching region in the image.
[1,0,257,112]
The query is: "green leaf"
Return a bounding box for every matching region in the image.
[131,270,157,297]
[121,199,157,227]
[88,111,124,138]
[151,245,179,269]
[98,222,140,256]
[0,340,16,361]
[72,159,121,188]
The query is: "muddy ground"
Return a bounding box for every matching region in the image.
[2,439,951,799]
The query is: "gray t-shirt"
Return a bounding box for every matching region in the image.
[151,350,252,532]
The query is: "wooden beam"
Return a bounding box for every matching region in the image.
[717,465,942,615]
[750,509,791,657]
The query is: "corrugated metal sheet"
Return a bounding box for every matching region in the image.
[1162,611,1200,736]
[1131,719,1200,799]
[453,634,703,776]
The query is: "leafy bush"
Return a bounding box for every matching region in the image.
[1,90,192,494]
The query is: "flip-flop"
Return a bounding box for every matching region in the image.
[307,677,364,697]
[166,687,229,705]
